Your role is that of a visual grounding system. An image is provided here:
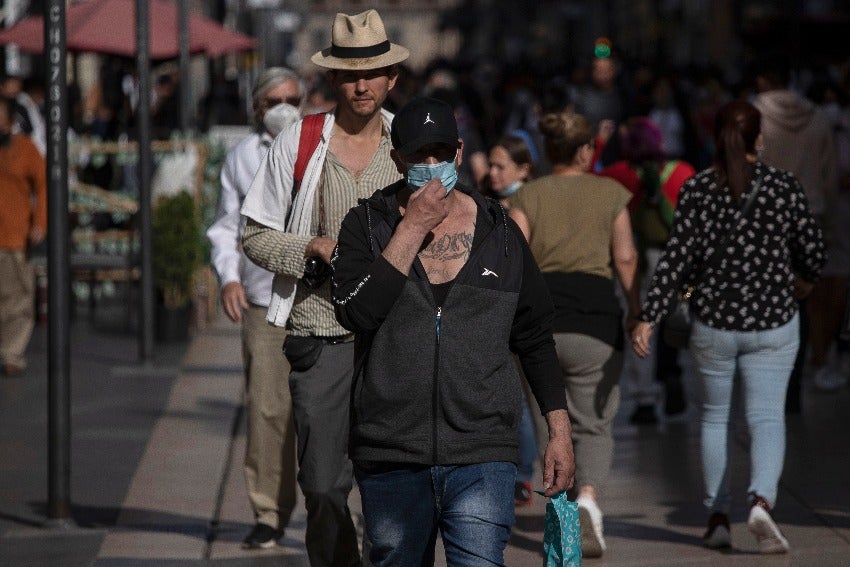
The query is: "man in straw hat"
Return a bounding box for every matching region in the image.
[241,9,408,565]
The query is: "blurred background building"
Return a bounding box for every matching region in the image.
[2,0,849,134]
[0,0,847,374]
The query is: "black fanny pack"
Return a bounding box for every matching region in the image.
[282,335,323,372]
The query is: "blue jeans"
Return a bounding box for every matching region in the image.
[355,461,516,566]
[690,314,799,513]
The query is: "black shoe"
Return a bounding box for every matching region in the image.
[703,512,731,548]
[629,405,658,425]
[242,523,282,549]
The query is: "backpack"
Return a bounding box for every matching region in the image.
[283,112,324,228]
[635,160,680,246]
[292,112,325,195]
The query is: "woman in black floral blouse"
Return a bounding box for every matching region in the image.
[631,100,826,554]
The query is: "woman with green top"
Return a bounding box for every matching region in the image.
[509,112,640,558]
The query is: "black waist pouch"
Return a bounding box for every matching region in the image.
[282,335,323,372]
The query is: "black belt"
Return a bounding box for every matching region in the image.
[317,334,354,345]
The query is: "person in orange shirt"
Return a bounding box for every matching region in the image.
[0,95,46,376]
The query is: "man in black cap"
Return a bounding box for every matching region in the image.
[332,97,575,564]
[241,9,407,566]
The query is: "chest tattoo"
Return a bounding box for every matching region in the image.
[419,230,474,262]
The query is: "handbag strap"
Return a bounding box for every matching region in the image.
[689,171,763,290]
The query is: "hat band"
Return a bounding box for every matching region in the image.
[330,40,391,59]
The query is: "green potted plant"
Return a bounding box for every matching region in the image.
[152,190,202,341]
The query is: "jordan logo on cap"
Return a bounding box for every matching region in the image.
[423,113,435,125]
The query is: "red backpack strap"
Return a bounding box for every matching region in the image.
[292,113,325,193]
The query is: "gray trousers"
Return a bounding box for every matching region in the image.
[289,340,359,567]
[554,333,622,493]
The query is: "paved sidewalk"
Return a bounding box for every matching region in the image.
[2,311,849,566]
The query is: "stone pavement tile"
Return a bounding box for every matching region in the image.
[0,320,179,537]
[97,321,244,561]
[97,558,305,566]
[0,528,105,567]
[208,420,308,562]
[208,389,368,563]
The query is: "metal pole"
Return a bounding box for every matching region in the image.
[137,0,154,362]
[45,0,72,526]
[178,0,192,134]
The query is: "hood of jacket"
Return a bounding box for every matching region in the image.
[754,89,817,132]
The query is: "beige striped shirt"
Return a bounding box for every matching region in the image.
[243,129,401,336]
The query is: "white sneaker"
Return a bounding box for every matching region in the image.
[813,366,847,392]
[748,501,789,554]
[576,495,606,558]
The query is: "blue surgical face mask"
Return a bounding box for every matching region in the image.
[496,180,522,197]
[405,159,458,193]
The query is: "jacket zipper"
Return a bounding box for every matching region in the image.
[432,306,441,463]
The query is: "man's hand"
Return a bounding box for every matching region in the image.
[221,281,248,323]
[542,409,575,497]
[401,179,449,237]
[305,237,337,265]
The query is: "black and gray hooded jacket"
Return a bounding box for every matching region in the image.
[332,181,567,466]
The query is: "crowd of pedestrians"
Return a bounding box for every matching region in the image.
[1,5,848,565]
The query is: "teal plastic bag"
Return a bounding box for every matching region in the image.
[538,491,582,566]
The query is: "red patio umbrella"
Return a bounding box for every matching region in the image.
[0,0,256,59]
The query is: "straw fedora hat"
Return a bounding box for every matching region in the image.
[311,9,409,70]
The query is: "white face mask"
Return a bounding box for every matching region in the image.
[496,180,522,197]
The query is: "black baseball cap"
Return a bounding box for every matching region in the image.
[391,97,460,155]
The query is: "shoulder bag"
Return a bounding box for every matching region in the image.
[662,174,763,349]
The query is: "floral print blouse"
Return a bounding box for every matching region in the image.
[640,161,826,331]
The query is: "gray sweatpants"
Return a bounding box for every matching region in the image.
[554,333,622,494]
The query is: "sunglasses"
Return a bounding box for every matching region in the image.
[264,96,302,107]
